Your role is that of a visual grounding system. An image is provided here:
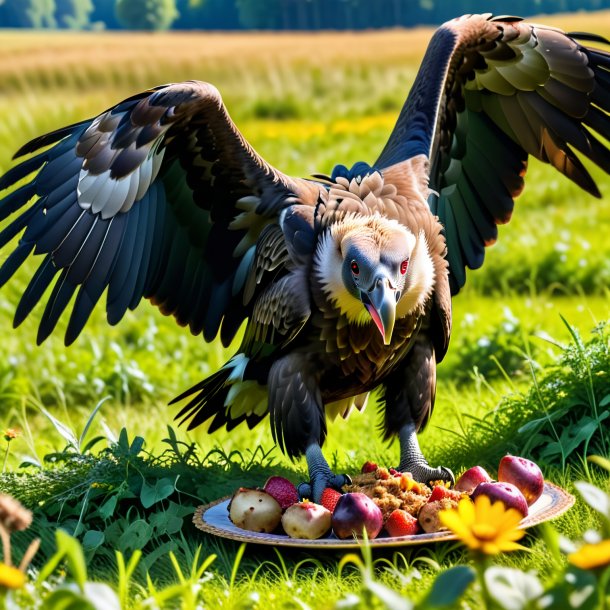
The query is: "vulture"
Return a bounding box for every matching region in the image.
[0,14,610,501]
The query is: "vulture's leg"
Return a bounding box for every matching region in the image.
[297,444,352,502]
[384,336,454,485]
[268,354,350,503]
[397,421,453,484]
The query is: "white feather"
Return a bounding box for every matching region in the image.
[90,175,119,215]
[100,175,131,220]
[396,231,435,317]
[119,168,141,213]
[135,155,153,201]
[78,169,109,209]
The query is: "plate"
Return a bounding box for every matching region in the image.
[192,481,574,548]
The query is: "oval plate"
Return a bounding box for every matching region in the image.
[193,481,574,548]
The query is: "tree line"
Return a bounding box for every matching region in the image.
[1,0,609,31]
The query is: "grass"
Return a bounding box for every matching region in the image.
[0,10,609,608]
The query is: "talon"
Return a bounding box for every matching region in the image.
[297,482,312,500]
[329,473,352,489]
[301,472,352,503]
[439,467,455,486]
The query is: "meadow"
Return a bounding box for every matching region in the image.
[0,11,609,608]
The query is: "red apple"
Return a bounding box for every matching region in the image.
[331,492,383,539]
[471,481,528,517]
[498,455,544,506]
[454,465,492,493]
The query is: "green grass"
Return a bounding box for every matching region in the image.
[0,14,610,608]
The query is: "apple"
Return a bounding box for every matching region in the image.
[281,501,331,539]
[498,455,544,506]
[471,481,529,517]
[454,465,492,493]
[228,488,282,533]
[331,492,383,539]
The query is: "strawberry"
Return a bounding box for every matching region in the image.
[320,488,341,513]
[263,476,299,511]
[385,509,420,537]
[361,461,378,474]
[428,485,462,503]
[389,468,401,477]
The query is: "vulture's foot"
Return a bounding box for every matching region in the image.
[299,443,352,503]
[398,422,455,487]
[397,461,454,486]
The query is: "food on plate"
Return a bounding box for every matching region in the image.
[263,476,299,511]
[471,481,529,517]
[331,492,384,539]
[428,485,463,503]
[228,488,282,533]
[320,488,342,513]
[385,509,420,537]
[223,455,545,539]
[498,455,544,506]
[418,498,458,533]
[361,461,378,474]
[281,501,332,539]
[454,465,493,493]
[343,467,429,520]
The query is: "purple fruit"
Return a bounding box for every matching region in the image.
[454,466,492,493]
[331,492,383,539]
[498,455,544,506]
[471,481,529,517]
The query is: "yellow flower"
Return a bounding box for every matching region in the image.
[568,539,610,570]
[439,496,527,555]
[0,562,25,589]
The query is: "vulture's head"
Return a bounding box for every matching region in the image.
[315,214,436,344]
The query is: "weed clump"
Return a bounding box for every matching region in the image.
[439,320,610,472]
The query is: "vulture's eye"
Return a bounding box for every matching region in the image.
[400,260,409,275]
[350,260,360,275]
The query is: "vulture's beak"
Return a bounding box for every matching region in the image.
[361,276,396,345]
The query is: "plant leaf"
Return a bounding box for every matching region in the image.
[423,565,475,608]
[118,519,153,553]
[38,405,78,449]
[78,396,111,452]
[82,530,105,552]
[140,477,176,509]
[543,567,597,610]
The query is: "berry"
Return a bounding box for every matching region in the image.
[428,485,461,503]
[385,509,420,537]
[263,476,299,511]
[320,488,341,513]
[361,461,378,474]
[389,468,401,477]
[428,485,449,503]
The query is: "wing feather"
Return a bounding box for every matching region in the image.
[377,14,610,294]
[0,81,312,345]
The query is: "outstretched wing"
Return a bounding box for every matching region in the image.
[0,81,311,346]
[376,14,610,293]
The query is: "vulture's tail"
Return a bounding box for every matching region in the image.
[171,354,268,433]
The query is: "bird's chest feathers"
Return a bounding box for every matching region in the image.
[322,314,422,383]
[312,230,434,384]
